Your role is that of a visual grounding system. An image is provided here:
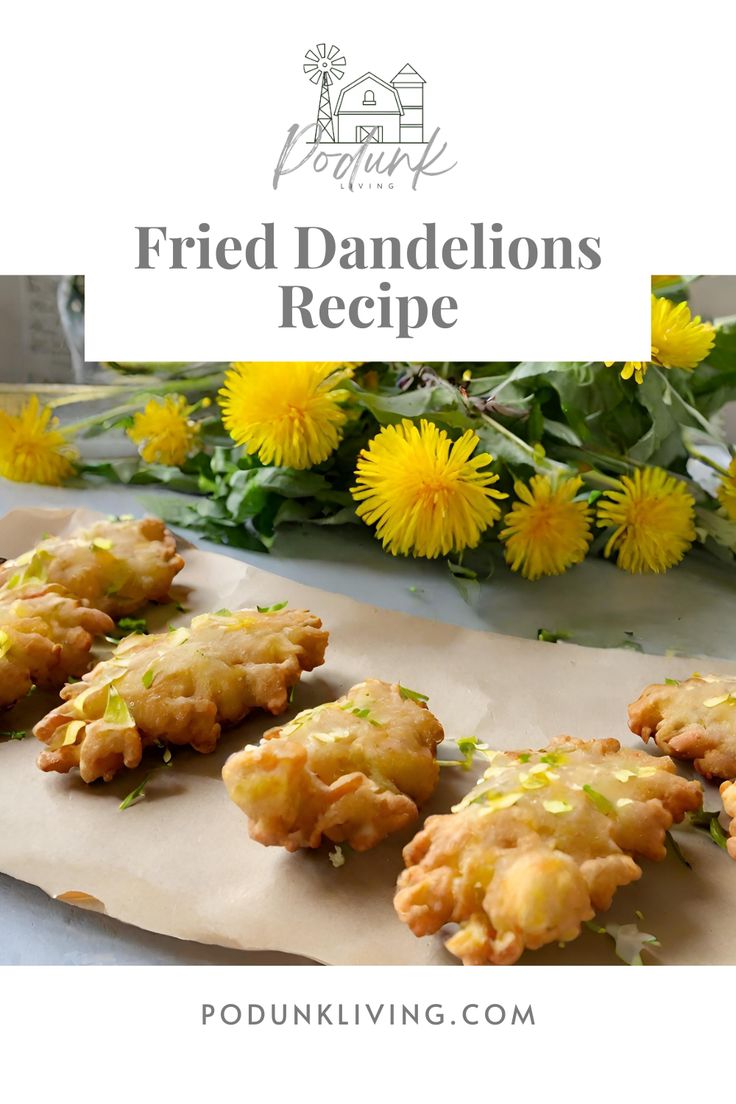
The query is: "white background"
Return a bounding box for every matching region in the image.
[3,0,735,360]
[1,965,733,1101]
[1,3,736,1096]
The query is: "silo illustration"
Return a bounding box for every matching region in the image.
[391,64,425,143]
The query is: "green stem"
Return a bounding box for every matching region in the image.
[685,444,730,478]
[478,411,567,476]
[62,372,225,434]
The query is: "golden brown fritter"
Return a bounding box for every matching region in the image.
[0,517,184,617]
[394,736,702,965]
[223,680,444,852]
[0,583,114,709]
[629,675,736,780]
[720,780,736,860]
[34,607,328,782]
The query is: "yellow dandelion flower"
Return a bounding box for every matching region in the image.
[351,418,506,559]
[0,396,78,485]
[597,467,696,574]
[219,362,352,469]
[651,295,715,369]
[606,295,715,385]
[128,395,200,466]
[717,457,736,521]
[500,475,592,580]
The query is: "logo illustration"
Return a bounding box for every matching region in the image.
[303,44,425,144]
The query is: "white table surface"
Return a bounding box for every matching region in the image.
[2,478,735,965]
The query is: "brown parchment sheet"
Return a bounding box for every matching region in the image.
[1,506,735,965]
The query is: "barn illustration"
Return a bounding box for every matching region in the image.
[304,45,425,144]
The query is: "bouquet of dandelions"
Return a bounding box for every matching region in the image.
[2,276,736,593]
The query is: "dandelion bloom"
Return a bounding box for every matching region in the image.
[597,467,696,574]
[219,362,352,469]
[717,457,736,521]
[607,295,715,385]
[500,475,592,580]
[351,419,505,559]
[128,395,201,466]
[0,396,78,485]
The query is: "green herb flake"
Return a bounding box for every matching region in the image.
[398,685,429,703]
[537,628,570,644]
[257,601,288,613]
[90,538,113,552]
[213,608,232,617]
[142,667,156,689]
[689,809,729,851]
[583,784,614,815]
[115,615,148,636]
[664,678,680,686]
[1,729,27,740]
[666,830,692,869]
[585,918,660,965]
[119,772,154,811]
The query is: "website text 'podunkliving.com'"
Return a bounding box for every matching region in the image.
[202,1001,535,1028]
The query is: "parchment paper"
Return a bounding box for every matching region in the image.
[1,506,735,965]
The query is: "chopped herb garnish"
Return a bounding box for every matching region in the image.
[456,735,488,770]
[119,771,154,811]
[119,747,173,810]
[398,685,429,703]
[213,608,232,617]
[666,830,692,869]
[584,918,660,965]
[118,615,147,634]
[537,628,570,644]
[689,809,729,850]
[583,784,614,815]
[1,729,27,740]
[142,667,155,689]
[174,600,189,613]
[257,601,288,613]
[90,538,113,551]
[664,677,680,686]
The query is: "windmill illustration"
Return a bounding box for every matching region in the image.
[303,43,346,142]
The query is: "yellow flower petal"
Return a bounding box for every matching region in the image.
[128,394,200,467]
[351,419,505,559]
[218,362,351,469]
[597,467,695,574]
[499,475,592,580]
[717,457,736,522]
[651,295,715,370]
[0,397,78,485]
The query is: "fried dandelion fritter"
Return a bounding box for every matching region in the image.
[0,517,184,617]
[0,583,114,709]
[629,675,736,780]
[394,736,702,966]
[34,607,328,782]
[223,680,444,851]
[720,780,736,860]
